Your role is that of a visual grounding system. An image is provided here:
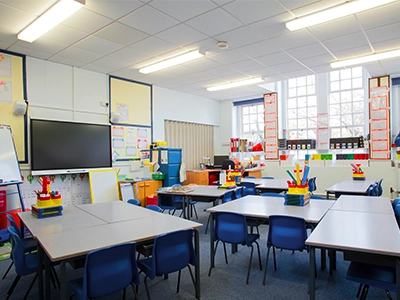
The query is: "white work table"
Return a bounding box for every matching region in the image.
[306,209,400,300]
[330,195,393,214]
[241,178,289,193]
[325,178,376,198]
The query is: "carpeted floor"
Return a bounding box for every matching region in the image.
[0,202,395,299]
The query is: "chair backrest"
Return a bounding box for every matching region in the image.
[367,183,379,196]
[127,199,141,206]
[262,176,274,179]
[84,242,140,298]
[394,204,400,226]
[171,184,184,204]
[261,192,284,198]
[221,159,235,170]
[267,215,307,251]
[244,176,256,179]
[376,178,383,196]
[310,195,325,200]
[222,190,234,203]
[214,212,248,245]
[308,177,317,193]
[240,182,257,196]
[146,205,163,212]
[150,229,196,278]
[234,187,243,199]
[8,226,37,276]
[393,198,400,210]
[7,214,19,232]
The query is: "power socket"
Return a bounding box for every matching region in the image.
[100,101,108,107]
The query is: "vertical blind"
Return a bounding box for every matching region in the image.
[164,120,214,170]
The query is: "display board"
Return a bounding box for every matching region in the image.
[369,76,390,160]
[0,50,27,162]
[88,169,119,203]
[264,93,278,160]
[0,124,22,184]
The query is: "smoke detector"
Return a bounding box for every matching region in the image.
[217,41,229,49]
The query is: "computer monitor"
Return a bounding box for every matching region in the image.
[213,155,229,168]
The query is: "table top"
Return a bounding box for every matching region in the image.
[18,206,107,237]
[206,195,334,223]
[325,178,376,194]
[306,210,400,256]
[76,200,154,223]
[330,195,393,214]
[242,178,289,189]
[158,185,236,198]
[37,212,203,261]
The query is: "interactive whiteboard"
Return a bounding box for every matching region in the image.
[0,125,22,184]
[88,169,119,203]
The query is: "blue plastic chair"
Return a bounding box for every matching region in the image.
[308,177,317,194]
[146,205,163,213]
[172,184,198,219]
[395,204,400,226]
[367,183,379,196]
[376,178,384,196]
[157,188,183,215]
[3,214,37,280]
[392,198,400,210]
[241,182,257,196]
[346,261,396,300]
[67,242,140,300]
[244,176,256,179]
[205,190,235,234]
[262,176,274,179]
[261,192,284,198]
[137,229,197,299]
[234,187,244,199]
[7,226,42,299]
[127,199,141,206]
[310,195,326,200]
[208,211,262,285]
[263,215,308,285]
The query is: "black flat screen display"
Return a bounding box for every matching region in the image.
[31,119,112,174]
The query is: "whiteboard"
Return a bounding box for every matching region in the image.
[0,125,22,184]
[120,183,134,202]
[88,169,119,203]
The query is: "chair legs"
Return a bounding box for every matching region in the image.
[204,214,211,234]
[246,241,262,285]
[263,246,276,286]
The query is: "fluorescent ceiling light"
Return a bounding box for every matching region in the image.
[18,0,85,43]
[207,77,264,92]
[139,50,205,74]
[331,49,400,68]
[286,0,396,31]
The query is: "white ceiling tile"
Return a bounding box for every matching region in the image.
[186,8,243,36]
[88,56,133,72]
[7,44,52,60]
[48,56,86,68]
[15,37,69,55]
[286,43,329,60]
[181,58,222,72]
[208,50,249,65]
[223,0,286,25]
[248,13,291,40]
[366,23,400,44]
[119,5,179,35]
[41,24,88,45]
[372,38,400,53]
[237,40,281,59]
[269,30,317,51]
[0,24,19,44]
[61,8,113,34]
[84,1,144,20]
[56,46,103,64]
[332,45,373,61]
[0,0,55,15]
[0,3,32,31]
[79,64,111,74]
[109,67,142,80]
[213,26,265,49]
[269,61,307,73]
[323,32,370,54]
[256,52,293,67]
[149,0,217,22]
[356,2,400,31]
[129,36,178,57]
[278,0,320,11]
[287,0,345,18]
[229,59,266,73]
[156,24,208,47]
[307,16,361,41]
[108,47,151,65]
[74,36,124,55]
[95,22,149,46]
[299,53,335,68]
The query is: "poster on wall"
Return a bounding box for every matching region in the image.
[0,53,12,77]
[111,125,151,160]
[264,93,278,160]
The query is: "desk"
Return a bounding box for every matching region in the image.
[330,195,393,214]
[158,185,237,219]
[76,200,154,223]
[207,195,334,269]
[306,209,400,300]
[20,202,202,300]
[325,178,376,199]
[241,178,289,193]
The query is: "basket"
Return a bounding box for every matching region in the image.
[152,173,165,180]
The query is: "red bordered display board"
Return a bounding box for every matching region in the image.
[264,93,278,160]
[369,76,390,160]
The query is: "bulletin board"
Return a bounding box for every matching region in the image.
[0,50,27,162]
[264,93,278,160]
[369,76,390,160]
[109,76,152,126]
[111,124,151,161]
[88,169,119,203]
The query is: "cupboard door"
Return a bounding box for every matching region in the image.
[133,182,146,206]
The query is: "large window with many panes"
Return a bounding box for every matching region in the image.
[240,103,264,142]
[329,66,365,138]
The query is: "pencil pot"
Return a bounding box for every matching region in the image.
[284,193,310,206]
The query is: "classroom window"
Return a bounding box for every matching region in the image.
[329,67,365,138]
[240,103,264,143]
[286,75,317,139]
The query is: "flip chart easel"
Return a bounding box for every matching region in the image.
[0,124,25,211]
[88,169,120,203]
